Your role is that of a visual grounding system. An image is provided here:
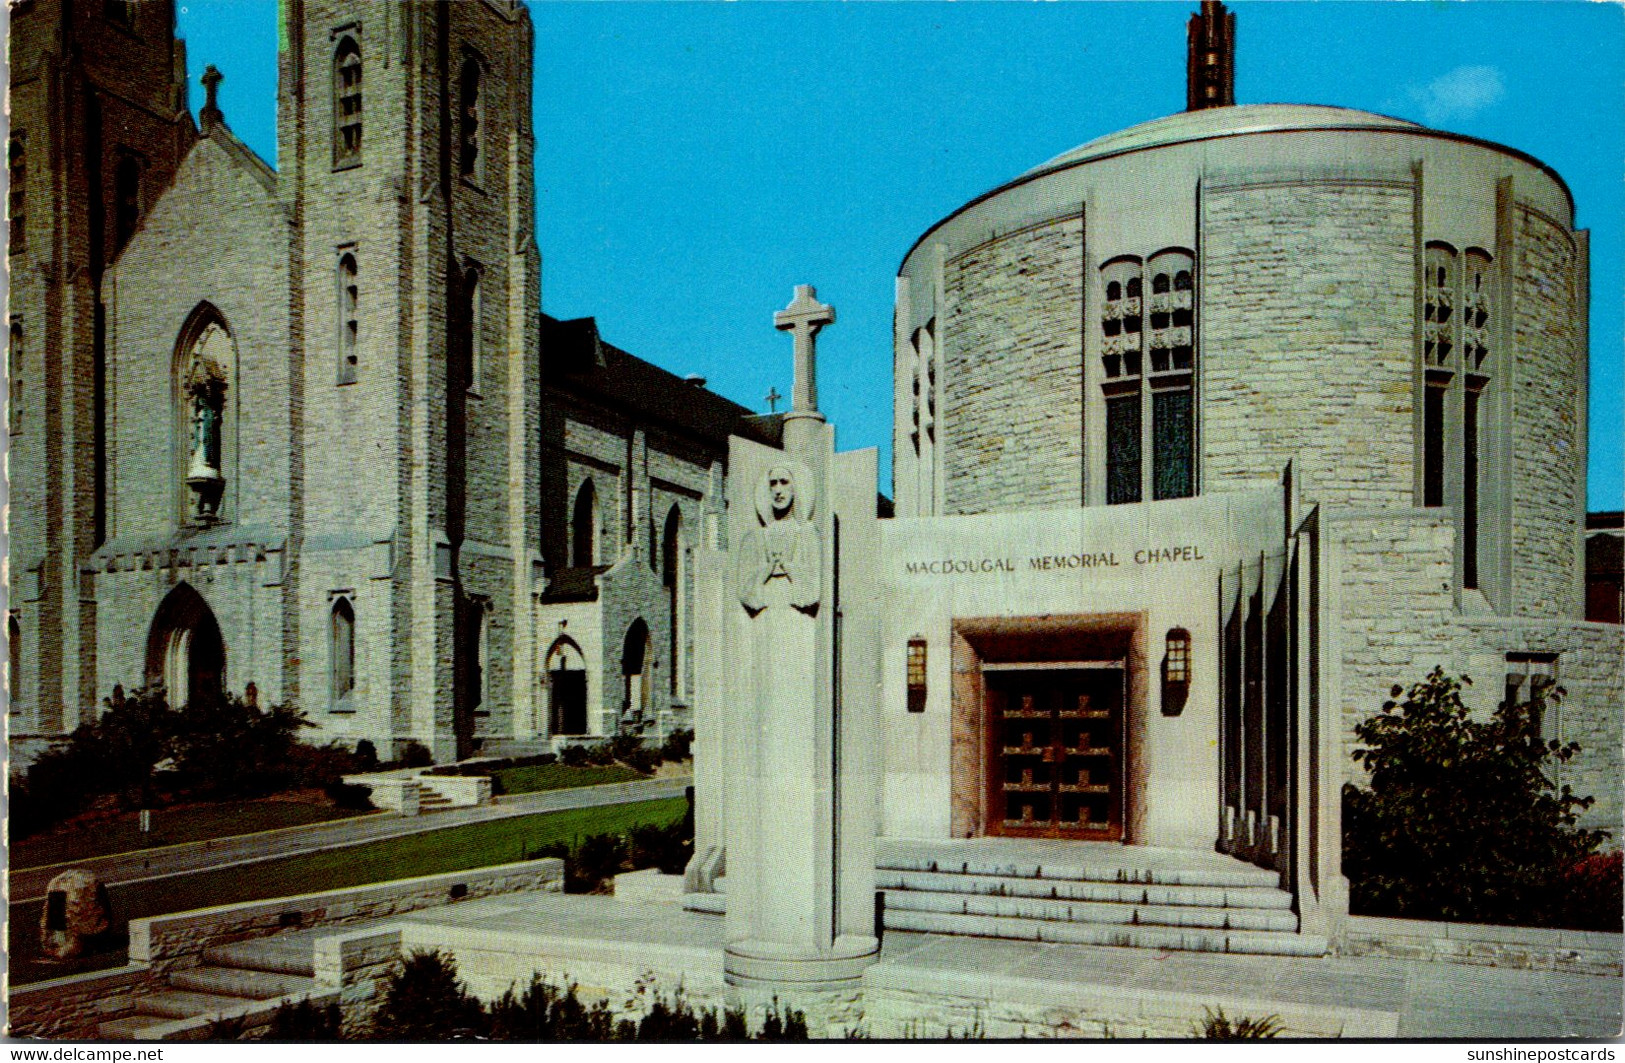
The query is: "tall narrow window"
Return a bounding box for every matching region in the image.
[9,320,22,433]
[458,54,483,180]
[906,639,927,713]
[1101,257,1144,504]
[333,37,363,168]
[1422,243,1456,508]
[8,614,21,717]
[338,253,359,383]
[1148,249,1196,500]
[330,597,355,708]
[461,262,483,393]
[1462,249,1493,589]
[113,155,141,251]
[9,135,26,255]
[571,479,597,567]
[662,505,682,695]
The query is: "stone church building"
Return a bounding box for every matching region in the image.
[8,0,774,761]
[687,2,1623,950]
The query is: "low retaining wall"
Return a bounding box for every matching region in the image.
[8,965,164,1041]
[1336,915,1623,976]
[129,858,564,974]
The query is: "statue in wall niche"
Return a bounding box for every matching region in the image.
[737,463,820,616]
[184,350,227,518]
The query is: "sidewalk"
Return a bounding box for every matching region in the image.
[11,776,690,902]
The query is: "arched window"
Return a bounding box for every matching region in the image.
[571,479,597,567]
[9,319,23,434]
[330,597,355,708]
[621,619,652,724]
[333,37,363,168]
[338,253,359,383]
[458,54,483,180]
[9,135,26,255]
[1462,248,1494,590]
[459,261,483,393]
[114,155,141,251]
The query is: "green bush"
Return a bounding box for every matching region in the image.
[266,999,343,1041]
[1343,668,1609,928]
[324,781,375,811]
[559,743,590,768]
[370,950,487,1041]
[353,739,379,770]
[628,819,692,876]
[660,727,694,762]
[583,742,616,767]
[399,741,435,769]
[621,746,662,775]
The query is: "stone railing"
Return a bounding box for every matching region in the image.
[129,858,563,974]
[417,773,492,806]
[1336,914,1622,976]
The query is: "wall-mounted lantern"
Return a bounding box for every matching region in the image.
[906,638,928,713]
[1162,628,1191,716]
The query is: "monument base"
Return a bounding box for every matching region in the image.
[723,935,880,990]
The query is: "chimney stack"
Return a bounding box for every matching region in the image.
[1186,1,1236,112]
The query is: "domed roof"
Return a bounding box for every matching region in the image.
[1024,103,1425,176]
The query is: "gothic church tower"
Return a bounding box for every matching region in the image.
[277,0,543,759]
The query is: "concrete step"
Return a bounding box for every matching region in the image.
[877,867,1292,909]
[98,1014,171,1040]
[682,891,725,915]
[137,989,261,1020]
[877,852,1280,890]
[882,887,1298,932]
[884,907,1328,957]
[168,964,317,1000]
[202,939,316,977]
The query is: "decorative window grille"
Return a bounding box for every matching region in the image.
[9,135,25,255]
[459,54,483,180]
[906,639,927,713]
[338,253,359,383]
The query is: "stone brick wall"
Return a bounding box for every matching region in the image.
[1331,510,1459,775]
[1337,915,1622,977]
[1510,206,1583,619]
[7,965,165,1042]
[1202,177,1416,509]
[941,214,1084,515]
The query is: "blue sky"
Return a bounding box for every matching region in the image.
[177,1,1623,509]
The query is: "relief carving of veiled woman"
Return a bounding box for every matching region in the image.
[737,463,820,616]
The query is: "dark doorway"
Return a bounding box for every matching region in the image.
[145,583,226,708]
[551,670,587,735]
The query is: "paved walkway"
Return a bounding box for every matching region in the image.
[11,777,690,902]
[238,890,1622,1040]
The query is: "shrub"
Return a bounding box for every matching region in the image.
[759,1000,810,1041]
[399,741,435,769]
[370,950,487,1041]
[488,977,620,1041]
[608,732,643,762]
[353,739,379,771]
[628,819,692,876]
[266,999,343,1041]
[169,695,314,799]
[621,746,662,775]
[660,727,694,762]
[1196,1007,1281,1040]
[559,743,590,768]
[1561,852,1624,933]
[583,742,616,767]
[324,780,375,811]
[1343,668,1608,927]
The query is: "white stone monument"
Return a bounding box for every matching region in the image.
[708,285,883,1000]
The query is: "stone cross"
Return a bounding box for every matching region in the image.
[774,285,834,417]
[763,387,782,413]
[200,65,224,129]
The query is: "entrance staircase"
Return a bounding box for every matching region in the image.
[875,839,1326,957]
[97,935,325,1040]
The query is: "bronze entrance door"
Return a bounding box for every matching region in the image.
[986,666,1126,841]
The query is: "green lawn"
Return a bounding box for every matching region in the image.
[490,762,643,795]
[11,800,375,871]
[9,797,685,987]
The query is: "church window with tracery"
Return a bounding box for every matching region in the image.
[338,253,359,383]
[1101,250,1196,504]
[459,53,483,181]
[1148,248,1196,500]
[1100,257,1143,504]
[1462,248,1493,589]
[330,596,355,709]
[1422,243,1455,509]
[334,37,363,168]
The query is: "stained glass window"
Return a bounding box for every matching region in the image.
[1152,388,1193,500]
[1106,393,1141,505]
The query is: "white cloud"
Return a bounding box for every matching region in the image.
[1408,65,1506,126]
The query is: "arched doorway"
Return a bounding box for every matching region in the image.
[621,619,652,727]
[545,637,588,736]
[145,584,226,708]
